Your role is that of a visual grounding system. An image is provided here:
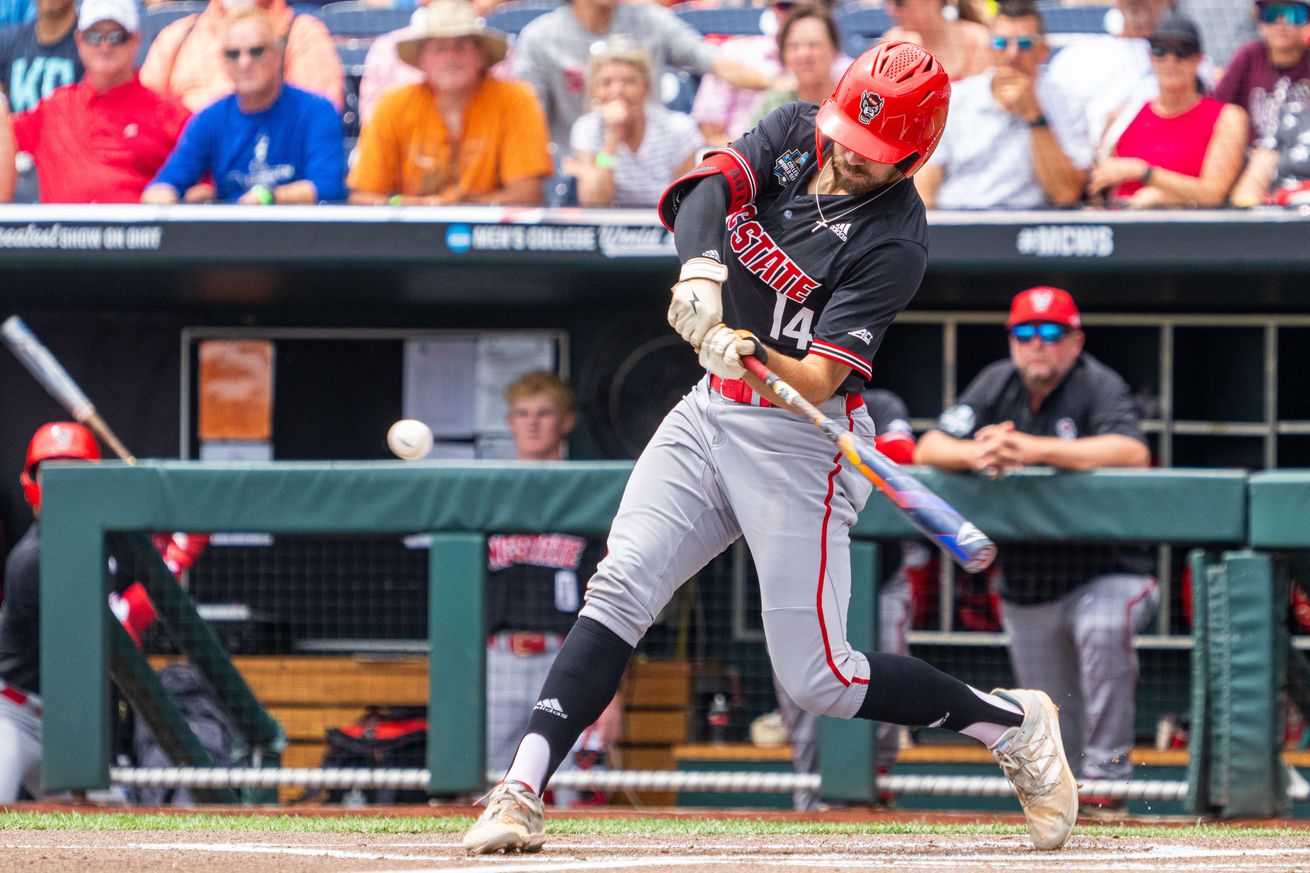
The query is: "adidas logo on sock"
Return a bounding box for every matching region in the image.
[533,697,568,719]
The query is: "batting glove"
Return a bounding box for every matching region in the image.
[668,258,726,349]
[699,324,751,379]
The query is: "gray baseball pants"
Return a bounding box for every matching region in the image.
[0,691,42,803]
[1001,573,1159,781]
[774,572,913,810]
[580,378,876,720]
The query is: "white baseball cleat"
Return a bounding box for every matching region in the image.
[989,688,1078,851]
[462,780,546,854]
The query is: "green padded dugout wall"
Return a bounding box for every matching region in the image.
[40,463,1247,794]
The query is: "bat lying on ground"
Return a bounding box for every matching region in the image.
[741,354,995,573]
[2,315,136,463]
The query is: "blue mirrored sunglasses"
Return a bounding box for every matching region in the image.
[1010,322,1069,343]
[1259,3,1310,25]
[991,35,1037,51]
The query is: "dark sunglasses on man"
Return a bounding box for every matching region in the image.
[1010,322,1070,343]
[223,44,269,61]
[1259,3,1310,25]
[1148,40,1200,59]
[991,35,1037,51]
[82,29,131,46]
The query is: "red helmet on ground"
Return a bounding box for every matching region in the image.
[815,41,951,178]
[21,421,100,510]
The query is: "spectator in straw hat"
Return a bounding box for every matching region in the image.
[348,0,551,206]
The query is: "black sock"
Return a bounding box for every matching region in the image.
[855,652,1023,733]
[521,616,634,784]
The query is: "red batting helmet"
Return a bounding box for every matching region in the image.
[815,41,951,178]
[21,421,100,510]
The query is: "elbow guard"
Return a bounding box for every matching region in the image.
[657,149,757,231]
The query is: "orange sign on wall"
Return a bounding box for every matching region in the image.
[198,340,274,442]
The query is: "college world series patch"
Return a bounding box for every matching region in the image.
[773,148,810,184]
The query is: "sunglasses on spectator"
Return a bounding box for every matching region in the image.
[991,35,1038,51]
[223,44,269,61]
[82,29,131,46]
[1259,3,1310,25]
[1149,40,1200,59]
[1010,322,1070,343]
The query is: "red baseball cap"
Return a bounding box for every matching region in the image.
[1008,286,1082,329]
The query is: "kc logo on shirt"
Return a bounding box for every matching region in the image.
[726,205,821,302]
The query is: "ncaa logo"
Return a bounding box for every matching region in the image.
[445,224,473,253]
[859,90,884,124]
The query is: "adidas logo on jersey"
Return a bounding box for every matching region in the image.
[533,697,568,719]
[828,222,851,241]
[848,328,874,345]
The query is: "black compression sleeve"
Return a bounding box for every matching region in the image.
[673,175,730,263]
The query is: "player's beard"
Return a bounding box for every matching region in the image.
[829,154,901,195]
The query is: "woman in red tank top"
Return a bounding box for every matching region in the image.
[1087,11,1248,208]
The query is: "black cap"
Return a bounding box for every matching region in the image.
[1150,9,1203,49]
[1255,0,1310,9]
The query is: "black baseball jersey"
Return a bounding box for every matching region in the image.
[713,102,929,395]
[0,523,39,694]
[931,352,1153,603]
[486,533,605,636]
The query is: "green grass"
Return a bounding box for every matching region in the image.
[0,811,1305,839]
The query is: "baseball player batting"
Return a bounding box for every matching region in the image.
[464,42,1077,854]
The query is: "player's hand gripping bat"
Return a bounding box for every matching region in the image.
[2,315,136,463]
[741,354,995,573]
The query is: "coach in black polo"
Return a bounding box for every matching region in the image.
[914,285,1156,811]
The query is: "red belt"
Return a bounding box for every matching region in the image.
[0,683,41,716]
[710,375,864,412]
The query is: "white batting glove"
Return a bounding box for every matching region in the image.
[668,258,727,349]
[699,324,754,380]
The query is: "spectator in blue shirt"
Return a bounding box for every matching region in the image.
[142,7,343,205]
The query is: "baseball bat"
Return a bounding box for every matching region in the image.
[741,354,995,573]
[2,315,136,463]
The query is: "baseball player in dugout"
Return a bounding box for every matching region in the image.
[485,372,620,806]
[0,423,208,803]
[463,43,1078,855]
[914,286,1156,814]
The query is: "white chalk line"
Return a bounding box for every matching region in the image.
[9,839,1310,872]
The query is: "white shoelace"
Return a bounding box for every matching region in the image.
[995,737,1060,807]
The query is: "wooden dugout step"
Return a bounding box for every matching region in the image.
[147,655,429,706]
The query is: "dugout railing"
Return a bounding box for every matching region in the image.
[37,462,1294,816]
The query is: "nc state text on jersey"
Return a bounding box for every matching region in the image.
[727,205,821,302]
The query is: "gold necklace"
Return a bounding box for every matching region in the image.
[811,163,899,233]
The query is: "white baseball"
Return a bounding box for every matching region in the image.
[387,419,433,461]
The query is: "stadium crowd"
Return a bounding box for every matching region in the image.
[0,0,1307,207]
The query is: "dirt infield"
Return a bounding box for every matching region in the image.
[5,828,1310,872]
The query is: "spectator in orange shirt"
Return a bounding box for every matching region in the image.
[348,0,551,206]
[0,0,189,202]
[139,0,343,113]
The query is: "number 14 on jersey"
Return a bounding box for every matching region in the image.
[770,293,815,351]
